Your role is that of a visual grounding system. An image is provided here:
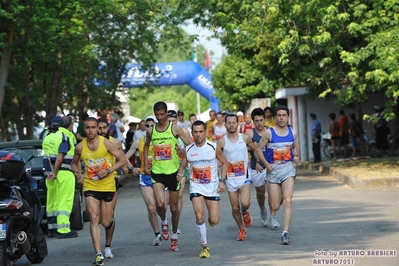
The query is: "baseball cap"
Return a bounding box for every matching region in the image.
[51,116,62,125]
[236,111,244,116]
[145,115,158,123]
[167,110,178,119]
[177,109,184,115]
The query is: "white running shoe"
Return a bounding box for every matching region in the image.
[260,211,268,227]
[269,216,280,229]
[152,234,162,246]
[104,247,114,259]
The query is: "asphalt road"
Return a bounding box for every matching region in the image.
[16,169,399,266]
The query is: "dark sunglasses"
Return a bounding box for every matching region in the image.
[145,124,153,128]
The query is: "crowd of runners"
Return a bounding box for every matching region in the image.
[43,101,300,265]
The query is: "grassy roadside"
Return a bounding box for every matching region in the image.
[323,156,399,179]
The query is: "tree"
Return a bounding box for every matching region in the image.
[177,0,399,123]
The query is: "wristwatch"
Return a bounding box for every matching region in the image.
[106,169,111,174]
[219,178,226,184]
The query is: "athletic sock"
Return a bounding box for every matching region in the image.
[196,222,207,246]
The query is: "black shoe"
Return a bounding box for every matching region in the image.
[48,229,56,238]
[57,231,78,239]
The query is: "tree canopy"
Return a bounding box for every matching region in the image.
[178,0,399,122]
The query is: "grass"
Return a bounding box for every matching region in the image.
[324,156,399,179]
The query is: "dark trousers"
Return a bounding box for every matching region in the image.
[312,135,321,162]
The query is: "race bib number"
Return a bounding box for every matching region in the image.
[87,161,107,180]
[154,144,173,161]
[192,166,211,184]
[273,148,291,164]
[227,161,245,178]
[0,223,6,240]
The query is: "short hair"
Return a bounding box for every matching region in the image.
[339,109,345,115]
[264,106,274,114]
[60,116,72,128]
[225,114,238,123]
[349,113,356,119]
[153,101,167,112]
[209,109,216,115]
[274,105,289,116]
[191,120,206,131]
[189,113,196,119]
[329,112,336,120]
[251,108,265,120]
[216,111,223,117]
[310,113,317,119]
[84,117,98,125]
[97,117,109,125]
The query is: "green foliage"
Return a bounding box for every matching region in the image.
[176,0,399,123]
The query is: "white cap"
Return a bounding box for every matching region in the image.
[145,115,158,123]
[236,111,244,116]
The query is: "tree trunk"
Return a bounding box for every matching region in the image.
[0,46,12,141]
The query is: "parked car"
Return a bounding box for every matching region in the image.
[0,140,88,230]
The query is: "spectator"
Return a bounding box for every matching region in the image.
[177,110,190,129]
[110,112,125,146]
[338,109,349,157]
[125,122,136,152]
[328,113,341,159]
[310,113,322,162]
[76,112,89,142]
[349,113,361,157]
[39,114,55,139]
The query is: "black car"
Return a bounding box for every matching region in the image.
[0,140,88,230]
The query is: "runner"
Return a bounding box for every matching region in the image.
[143,101,192,251]
[124,115,164,246]
[212,111,227,142]
[205,110,216,141]
[245,108,268,226]
[216,114,258,241]
[97,117,123,259]
[72,117,127,266]
[264,107,276,128]
[255,105,300,245]
[185,120,228,258]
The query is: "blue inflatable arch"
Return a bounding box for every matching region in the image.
[121,61,220,112]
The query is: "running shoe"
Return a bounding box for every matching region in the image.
[242,211,252,227]
[152,234,162,246]
[199,246,210,258]
[170,225,181,234]
[269,216,280,228]
[237,228,247,241]
[104,247,114,259]
[162,221,169,240]
[93,254,104,266]
[260,210,268,227]
[281,232,291,245]
[170,238,179,251]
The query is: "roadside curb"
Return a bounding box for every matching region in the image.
[297,161,399,189]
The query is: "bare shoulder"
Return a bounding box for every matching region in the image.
[216,137,225,148]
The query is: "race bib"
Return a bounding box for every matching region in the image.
[87,161,107,180]
[227,161,245,178]
[192,166,211,184]
[273,147,291,164]
[154,144,172,161]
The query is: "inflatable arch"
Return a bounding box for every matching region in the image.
[120,61,220,112]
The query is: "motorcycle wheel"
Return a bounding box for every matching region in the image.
[26,227,45,263]
[323,144,333,158]
[70,193,84,230]
[0,241,11,266]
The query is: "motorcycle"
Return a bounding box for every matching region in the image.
[322,130,377,158]
[0,149,48,265]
